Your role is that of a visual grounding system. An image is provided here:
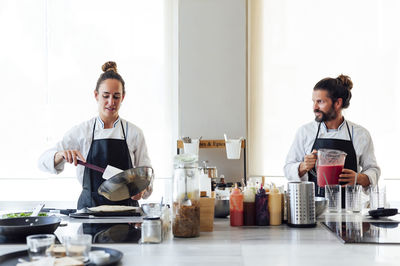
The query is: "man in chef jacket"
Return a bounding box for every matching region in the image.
[38,61,152,209]
[284,74,380,205]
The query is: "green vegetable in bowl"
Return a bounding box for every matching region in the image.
[2,212,48,218]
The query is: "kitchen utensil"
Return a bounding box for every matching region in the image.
[287,181,316,227]
[75,160,124,180]
[182,174,192,206]
[354,172,358,188]
[182,136,192,143]
[31,203,45,217]
[368,208,399,218]
[315,197,328,217]
[98,166,154,201]
[0,216,61,238]
[313,149,347,187]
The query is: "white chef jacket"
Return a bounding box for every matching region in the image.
[38,116,153,198]
[284,119,380,187]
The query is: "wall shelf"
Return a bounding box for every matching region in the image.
[177,139,247,185]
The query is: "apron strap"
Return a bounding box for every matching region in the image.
[311,122,322,153]
[345,120,353,143]
[120,120,127,140]
[92,119,97,141]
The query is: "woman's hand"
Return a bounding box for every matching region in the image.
[54,150,86,166]
[339,169,370,187]
[131,190,145,201]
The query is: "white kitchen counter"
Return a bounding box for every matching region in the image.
[1,203,400,266]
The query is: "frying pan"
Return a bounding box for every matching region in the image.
[76,161,154,201]
[0,216,61,238]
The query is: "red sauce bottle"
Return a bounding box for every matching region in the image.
[230,185,243,226]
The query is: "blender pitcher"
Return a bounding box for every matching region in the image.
[316,149,347,187]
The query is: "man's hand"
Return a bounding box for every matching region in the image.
[298,149,318,176]
[339,169,370,187]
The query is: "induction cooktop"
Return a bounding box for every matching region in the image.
[322,221,400,244]
[82,223,141,244]
[0,223,140,244]
[0,235,61,245]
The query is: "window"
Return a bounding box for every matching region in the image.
[248,0,400,184]
[0,0,175,202]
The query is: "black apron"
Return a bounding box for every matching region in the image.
[308,120,357,208]
[77,119,138,209]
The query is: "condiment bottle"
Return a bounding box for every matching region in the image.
[243,187,256,226]
[230,184,243,226]
[268,186,282,225]
[255,184,269,226]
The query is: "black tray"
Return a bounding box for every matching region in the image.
[0,246,122,266]
[71,207,143,218]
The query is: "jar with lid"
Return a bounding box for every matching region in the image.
[172,154,200,237]
[141,217,162,244]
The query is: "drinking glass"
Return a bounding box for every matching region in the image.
[64,234,92,262]
[345,185,362,213]
[325,185,341,212]
[370,185,386,210]
[26,234,55,261]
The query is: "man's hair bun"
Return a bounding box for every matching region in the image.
[337,74,353,91]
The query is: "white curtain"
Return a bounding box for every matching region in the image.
[0,0,174,201]
[248,0,400,180]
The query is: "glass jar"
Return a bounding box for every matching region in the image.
[172,154,200,238]
[141,217,162,244]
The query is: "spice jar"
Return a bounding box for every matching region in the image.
[141,217,162,244]
[172,154,200,238]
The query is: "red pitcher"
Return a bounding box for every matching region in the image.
[316,149,347,187]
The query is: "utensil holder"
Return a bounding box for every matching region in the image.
[287,182,316,227]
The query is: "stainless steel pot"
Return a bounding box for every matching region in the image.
[214,199,229,218]
[287,182,316,227]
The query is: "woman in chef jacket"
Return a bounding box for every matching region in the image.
[284,74,380,207]
[38,61,152,209]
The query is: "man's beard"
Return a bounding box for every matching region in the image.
[314,107,337,122]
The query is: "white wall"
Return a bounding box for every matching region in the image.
[178,0,247,182]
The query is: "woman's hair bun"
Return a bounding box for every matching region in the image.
[102,61,118,73]
[337,74,353,91]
